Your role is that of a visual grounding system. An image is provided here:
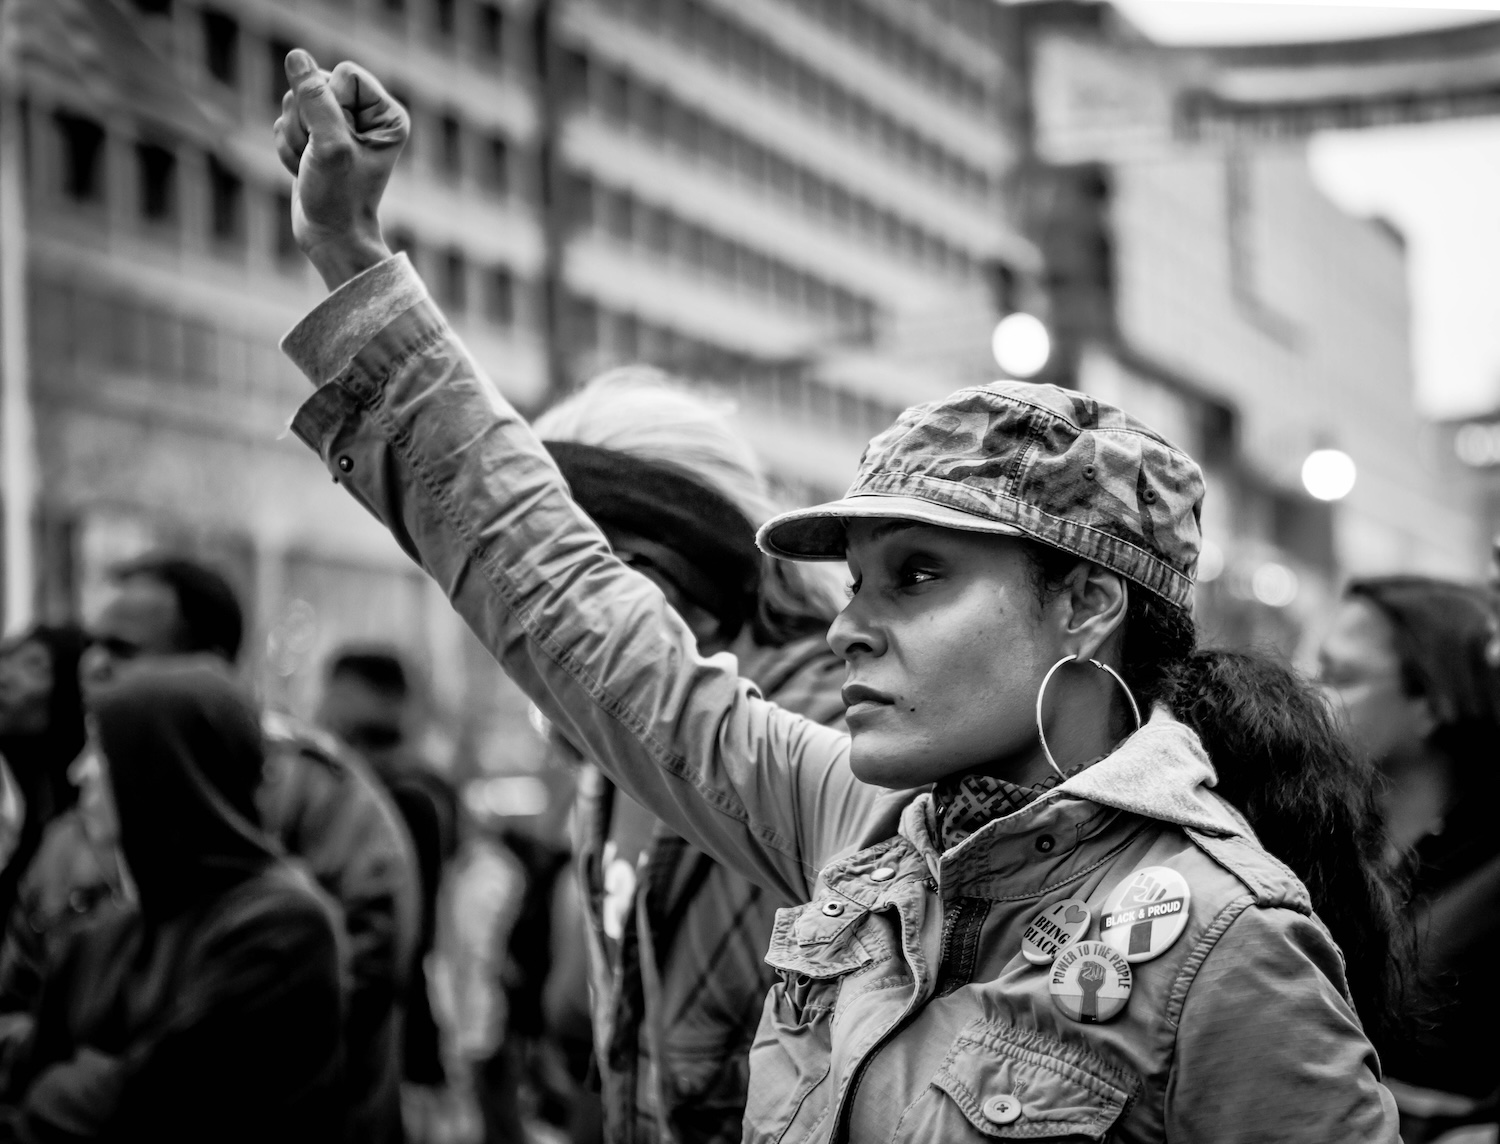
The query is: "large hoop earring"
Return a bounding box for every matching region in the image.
[1035,655,1143,779]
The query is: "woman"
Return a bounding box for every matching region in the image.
[0,627,87,924]
[274,55,1401,1141]
[0,661,344,1143]
[1320,576,1500,1139]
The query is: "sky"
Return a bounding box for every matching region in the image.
[1103,1,1500,419]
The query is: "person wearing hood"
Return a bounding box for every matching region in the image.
[0,628,87,926]
[272,54,1406,1141]
[0,660,344,1143]
[0,556,419,1143]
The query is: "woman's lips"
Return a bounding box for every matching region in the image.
[842,684,894,720]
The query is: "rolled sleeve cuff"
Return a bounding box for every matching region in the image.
[279,253,430,387]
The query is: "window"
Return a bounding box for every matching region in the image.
[274,192,299,261]
[565,171,594,229]
[269,39,294,109]
[434,114,462,180]
[481,136,509,196]
[135,142,176,221]
[478,4,504,58]
[440,250,467,311]
[602,188,633,240]
[640,205,670,254]
[55,113,105,202]
[483,267,514,326]
[202,9,238,86]
[207,156,243,242]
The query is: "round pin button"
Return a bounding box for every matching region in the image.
[1021,897,1091,966]
[1049,941,1132,1023]
[820,900,845,917]
[1099,865,1191,964]
[870,866,895,882]
[982,1094,1021,1125]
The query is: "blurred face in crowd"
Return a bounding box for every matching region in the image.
[602,525,728,655]
[316,673,409,772]
[80,575,189,698]
[0,638,54,736]
[1318,597,1435,772]
[71,734,120,852]
[827,521,1124,789]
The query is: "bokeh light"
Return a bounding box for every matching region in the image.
[1301,448,1357,501]
[991,313,1051,379]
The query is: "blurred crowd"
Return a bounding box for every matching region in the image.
[0,367,1495,1143]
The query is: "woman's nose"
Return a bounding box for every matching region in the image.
[827,599,885,661]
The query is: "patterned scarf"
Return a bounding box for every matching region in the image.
[935,759,1098,852]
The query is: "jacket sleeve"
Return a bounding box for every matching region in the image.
[280,256,904,904]
[1167,903,1399,1142]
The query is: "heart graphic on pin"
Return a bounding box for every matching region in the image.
[1020,897,1091,966]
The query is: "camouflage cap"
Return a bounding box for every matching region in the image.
[757,382,1204,611]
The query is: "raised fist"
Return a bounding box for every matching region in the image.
[272,49,408,289]
[1078,959,1106,1021]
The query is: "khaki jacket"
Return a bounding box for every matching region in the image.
[282,255,1398,1143]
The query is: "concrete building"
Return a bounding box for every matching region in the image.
[1015,2,1488,650]
[7,0,1036,774]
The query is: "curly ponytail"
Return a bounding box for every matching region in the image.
[1027,545,1411,1049]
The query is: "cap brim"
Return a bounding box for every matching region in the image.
[757,494,1025,561]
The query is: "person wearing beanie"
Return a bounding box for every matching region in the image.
[272,55,1402,1142]
[529,373,846,1144]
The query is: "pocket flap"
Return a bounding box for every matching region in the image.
[932,1020,1136,1139]
[765,904,872,979]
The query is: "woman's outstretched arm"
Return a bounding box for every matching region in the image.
[273,52,907,902]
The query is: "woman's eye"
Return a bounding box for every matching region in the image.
[899,564,939,588]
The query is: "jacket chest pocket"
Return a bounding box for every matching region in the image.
[743,901,876,1142]
[764,899,874,1020]
[897,1019,1138,1141]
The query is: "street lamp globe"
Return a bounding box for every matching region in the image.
[1301,448,1356,502]
[991,313,1050,379]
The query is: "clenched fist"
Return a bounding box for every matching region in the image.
[273,49,408,290]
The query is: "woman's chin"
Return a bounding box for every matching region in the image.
[849,737,928,789]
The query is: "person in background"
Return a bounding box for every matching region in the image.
[0,555,420,1144]
[1320,575,1500,1141]
[0,661,344,1142]
[317,647,460,1135]
[0,627,87,927]
[529,369,847,1144]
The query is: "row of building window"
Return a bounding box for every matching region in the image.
[32,277,302,401]
[581,53,978,280]
[615,0,994,202]
[387,231,519,330]
[796,0,994,110]
[569,172,877,340]
[52,111,267,252]
[559,290,902,441]
[191,0,512,94]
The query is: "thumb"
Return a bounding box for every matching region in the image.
[285,49,350,149]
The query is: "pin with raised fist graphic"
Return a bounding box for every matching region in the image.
[1049,941,1132,1023]
[1099,866,1190,964]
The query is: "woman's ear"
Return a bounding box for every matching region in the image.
[1061,564,1129,661]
